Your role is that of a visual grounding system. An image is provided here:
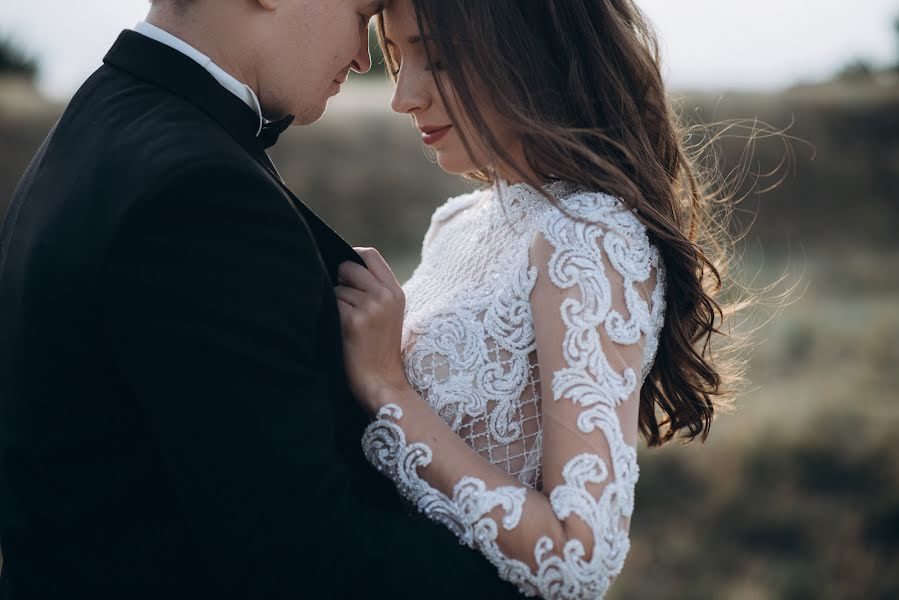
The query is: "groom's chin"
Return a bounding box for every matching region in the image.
[292,102,329,126]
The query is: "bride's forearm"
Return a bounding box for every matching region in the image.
[366,386,515,493]
[363,386,568,571]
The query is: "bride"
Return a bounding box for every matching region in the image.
[334,1,736,597]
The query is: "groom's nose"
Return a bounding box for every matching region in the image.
[350,27,373,74]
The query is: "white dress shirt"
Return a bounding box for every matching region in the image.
[133,21,266,136]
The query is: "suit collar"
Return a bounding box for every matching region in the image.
[104,30,262,156]
[131,21,267,137]
[102,30,364,283]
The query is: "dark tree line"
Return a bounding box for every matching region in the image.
[0,34,38,79]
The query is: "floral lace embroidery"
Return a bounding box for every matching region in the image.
[362,404,528,548]
[401,182,581,487]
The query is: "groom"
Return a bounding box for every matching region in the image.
[0,1,521,598]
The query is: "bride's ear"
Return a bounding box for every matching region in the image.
[255,0,278,11]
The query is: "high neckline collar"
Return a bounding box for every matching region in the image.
[491,179,585,219]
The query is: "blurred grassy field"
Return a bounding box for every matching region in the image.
[1,74,897,598]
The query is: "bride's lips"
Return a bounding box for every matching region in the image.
[420,125,453,146]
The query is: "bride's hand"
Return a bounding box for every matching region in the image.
[335,247,411,413]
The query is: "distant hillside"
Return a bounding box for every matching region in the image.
[1,75,897,259]
[274,77,899,259]
[0,76,60,116]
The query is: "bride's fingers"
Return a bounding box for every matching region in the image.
[337,259,382,294]
[334,284,367,308]
[354,247,400,291]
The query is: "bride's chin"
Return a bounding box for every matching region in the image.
[434,152,477,176]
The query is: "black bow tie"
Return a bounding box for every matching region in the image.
[258,113,296,149]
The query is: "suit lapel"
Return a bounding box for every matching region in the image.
[255,149,365,284]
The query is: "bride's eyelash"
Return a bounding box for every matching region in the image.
[389,61,442,78]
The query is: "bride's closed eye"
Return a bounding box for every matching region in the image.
[391,61,443,77]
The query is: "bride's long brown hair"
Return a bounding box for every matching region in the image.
[377,0,794,447]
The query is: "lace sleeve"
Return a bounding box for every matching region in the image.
[362,193,665,599]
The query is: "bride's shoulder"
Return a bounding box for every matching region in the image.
[419,188,486,252]
[539,186,650,244]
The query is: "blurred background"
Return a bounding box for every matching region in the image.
[1,2,897,598]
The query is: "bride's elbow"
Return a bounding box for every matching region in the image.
[518,517,624,570]
[556,516,633,577]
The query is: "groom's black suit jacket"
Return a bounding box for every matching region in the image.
[0,31,522,599]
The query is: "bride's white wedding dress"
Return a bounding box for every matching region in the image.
[362,180,666,599]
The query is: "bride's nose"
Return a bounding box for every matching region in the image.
[390,69,430,115]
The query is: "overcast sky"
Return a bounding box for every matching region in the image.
[1,1,897,99]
